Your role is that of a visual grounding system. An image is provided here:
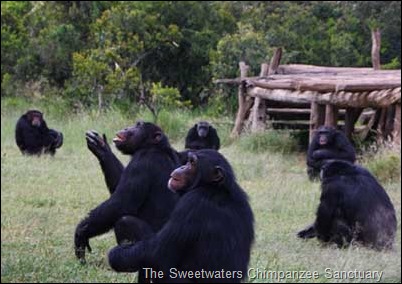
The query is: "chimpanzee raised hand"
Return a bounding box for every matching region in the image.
[75,121,180,272]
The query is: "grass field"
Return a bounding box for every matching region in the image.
[1,99,401,283]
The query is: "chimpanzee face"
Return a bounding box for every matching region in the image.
[113,121,163,155]
[317,126,335,146]
[26,110,43,127]
[168,151,224,193]
[196,121,210,138]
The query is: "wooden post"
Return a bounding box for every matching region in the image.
[392,103,401,144]
[371,28,381,70]
[325,104,338,128]
[309,102,325,143]
[251,48,282,133]
[231,62,250,138]
[251,63,269,132]
[344,108,363,140]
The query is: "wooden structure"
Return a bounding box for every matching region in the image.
[216,49,401,144]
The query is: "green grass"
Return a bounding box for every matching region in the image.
[1,98,401,283]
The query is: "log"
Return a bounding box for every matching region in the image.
[344,108,363,140]
[371,28,381,70]
[309,102,325,143]
[246,78,401,92]
[231,62,250,138]
[393,104,401,144]
[277,64,374,75]
[325,105,338,127]
[251,63,269,132]
[251,48,283,132]
[248,87,401,108]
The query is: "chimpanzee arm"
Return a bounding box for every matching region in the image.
[306,139,319,167]
[315,182,341,242]
[86,131,124,194]
[108,199,196,273]
[75,168,151,263]
[209,128,220,150]
[184,127,199,149]
[15,119,26,151]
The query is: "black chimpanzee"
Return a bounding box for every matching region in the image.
[307,126,355,180]
[108,150,255,283]
[185,121,220,150]
[298,160,396,250]
[15,110,63,155]
[75,122,180,274]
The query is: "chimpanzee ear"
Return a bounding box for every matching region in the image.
[153,131,163,143]
[212,166,225,183]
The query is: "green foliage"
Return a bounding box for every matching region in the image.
[362,146,401,184]
[146,82,191,122]
[1,1,401,111]
[239,131,299,155]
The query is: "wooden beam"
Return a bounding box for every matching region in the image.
[251,48,283,133]
[251,63,269,132]
[344,108,363,140]
[309,102,325,143]
[248,87,401,108]
[325,105,339,128]
[371,28,381,70]
[246,78,401,93]
[231,62,250,138]
[393,104,401,144]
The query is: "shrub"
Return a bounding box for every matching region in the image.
[361,144,401,184]
[239,131,298,154]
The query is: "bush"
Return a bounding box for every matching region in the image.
[239,131,298,154]
[362,148,401,184]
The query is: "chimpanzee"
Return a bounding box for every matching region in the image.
[185,121,220,150]
[108,150,255,283]
[298,160,396,250]
[15,110,63,155]
[75,121,180,274]
[307,126,355,180]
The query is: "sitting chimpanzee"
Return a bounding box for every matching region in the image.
[15,110,63,155]
[75,121,180,276]
[108,150,255,283]
[307,126,355,180]
[298,160,396,250]
[185,121,220,150]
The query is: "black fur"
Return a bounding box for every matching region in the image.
[75,122,180,271]
[15,110,63,155]
[108,150,254,283]
[298,160,396,250]
[185,121,220,150]
[307,126,355,180]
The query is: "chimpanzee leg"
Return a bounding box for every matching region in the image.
[331,219,353,248]
[114,216,154,245]
[114,216,154,284]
